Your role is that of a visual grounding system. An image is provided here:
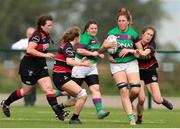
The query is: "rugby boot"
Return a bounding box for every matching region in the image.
[1,100,10,117]
[69,118,82,124]
[162,98,173,110]
[97,109,110,119]
[52,105,69,121]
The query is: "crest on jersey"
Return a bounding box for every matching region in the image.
[43,44,49,51]
[152,75,157,81]
[28,70,33,76]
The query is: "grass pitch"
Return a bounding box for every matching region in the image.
[0,106,180,128]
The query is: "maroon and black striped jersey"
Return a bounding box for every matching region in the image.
[25,29,53,57]
[138,41,158,70]
[53,42,75,73]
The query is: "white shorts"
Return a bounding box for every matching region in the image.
[110,60,139,74]
[71,58,98,78]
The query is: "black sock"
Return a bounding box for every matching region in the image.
[46,94,61,115]
[71,113,79,120]
[137,115,142,121]
[46,95,58,107]
[5,89,23,106]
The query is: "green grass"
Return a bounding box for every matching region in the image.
[0,106,180,128]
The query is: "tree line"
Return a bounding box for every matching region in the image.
[0,0,164,48]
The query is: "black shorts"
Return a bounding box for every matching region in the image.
[72,74,99,87]
[140,69,158,85]
[52,72,71,90]
[19,57,49,85]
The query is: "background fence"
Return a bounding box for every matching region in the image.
[0,49,180,97]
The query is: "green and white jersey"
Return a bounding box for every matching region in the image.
[76,31,101,63]
[108,27,139,63]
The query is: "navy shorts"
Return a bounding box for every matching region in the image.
[140,69,158,85]
[72,74,99,87]
[19,57,49,85]
[52,72,71,89]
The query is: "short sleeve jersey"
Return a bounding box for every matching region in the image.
[25,29,52,58]
[108,27,139,63]
[76,31,101,63]
[53,42,75,73]
[138,41,158,70]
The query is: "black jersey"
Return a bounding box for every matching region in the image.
[138,41,158,70]
[19,29,52,83]
[25,29,53,58]
[53,42,75,73]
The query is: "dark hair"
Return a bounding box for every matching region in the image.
[118,7,133,25]
[142,27,156,42]
[82,20,98,34]
[37,15,53,29]
[61,26,81,43]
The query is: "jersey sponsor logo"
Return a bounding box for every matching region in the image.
[32,35,40,42]
[65,47,74,56]
[90,40,99,44]
[91,40,96,43]
[118,42,133,49]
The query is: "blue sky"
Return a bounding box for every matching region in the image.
[158,0,180,50]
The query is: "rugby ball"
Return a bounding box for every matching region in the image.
[106,35,118,54]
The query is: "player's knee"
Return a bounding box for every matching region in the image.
[138,97,145,105]
[43,86,54,95]
[24,92,30,96]
[76,89,87,99]
[21,88,30,96]
[90,85,100,94]
[131,88,140,96]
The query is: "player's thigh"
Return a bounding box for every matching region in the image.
[148,82,162,100]
[61,80,82,97]
[127,72,140,83]
[113,71,128,84]
[21,82,34,95]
